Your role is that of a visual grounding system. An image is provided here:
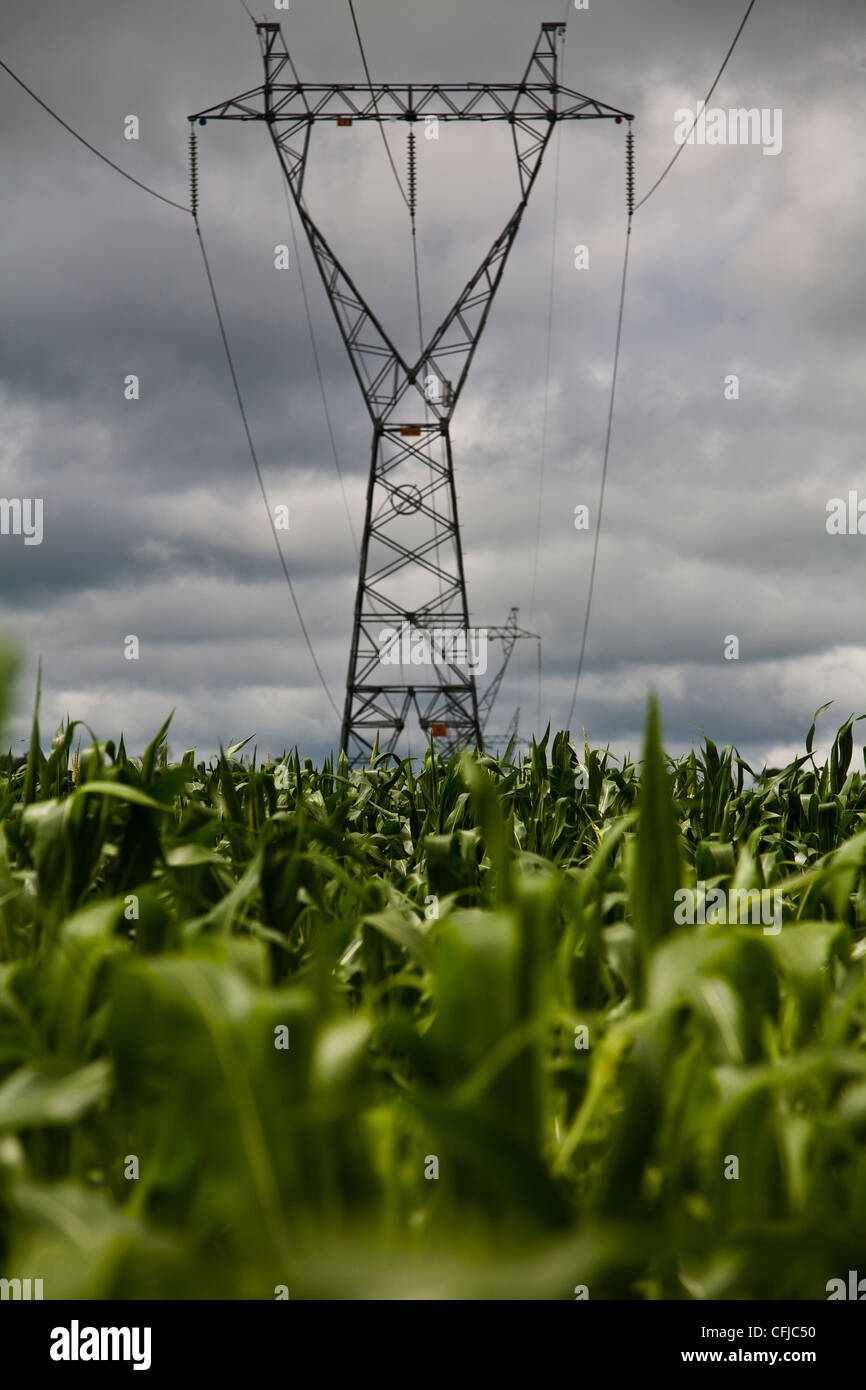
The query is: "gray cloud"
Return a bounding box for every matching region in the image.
[1,0,864,766]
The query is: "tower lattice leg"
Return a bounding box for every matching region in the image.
[341,420,482,765]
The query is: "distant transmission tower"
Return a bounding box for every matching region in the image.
[191,20,631,764]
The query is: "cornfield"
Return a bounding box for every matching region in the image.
[2,662,866,1300]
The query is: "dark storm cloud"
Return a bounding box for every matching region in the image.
[1,0,864,762]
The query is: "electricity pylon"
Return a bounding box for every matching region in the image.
[191,20,631,765]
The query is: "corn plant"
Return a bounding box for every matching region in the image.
[1,665,865,1299]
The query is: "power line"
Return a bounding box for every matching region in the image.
[568,0,759,729]
[192,205,341,721]
[528,112,564,632]
[345,3,436,601]
[0,56,191,215]
[2,41,339,716]
[345,2,423,353]
[237,4,358,552]
[278,178,359,555]
[567,207,632,732]
[405,128,442,601]
[346,0,409,210]
[3,37,341,720]
[633,0,758,211]
[528,0,571,716]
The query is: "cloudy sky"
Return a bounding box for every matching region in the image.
[1,0,864,768]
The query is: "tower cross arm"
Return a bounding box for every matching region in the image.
[190,83,633,125]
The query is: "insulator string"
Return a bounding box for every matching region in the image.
[625,124,635,219]
[189,125,199,219]
[407,129,417,223]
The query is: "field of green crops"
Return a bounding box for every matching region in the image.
[2,669,866,1299]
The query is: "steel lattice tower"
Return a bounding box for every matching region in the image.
[191,21,631,765]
